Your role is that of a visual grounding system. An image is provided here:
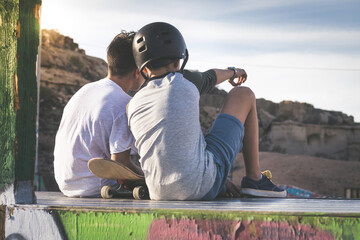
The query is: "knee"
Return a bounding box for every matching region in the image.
[228,86,256,101]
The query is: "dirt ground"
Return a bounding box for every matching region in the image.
[231,152,360,198]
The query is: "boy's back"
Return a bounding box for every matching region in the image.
[128,72,216,200]
[54,78,134,197]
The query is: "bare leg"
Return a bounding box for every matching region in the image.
[220,87,261,181]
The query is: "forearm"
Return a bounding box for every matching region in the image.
[212,68,237,85]
[212,68,247,86]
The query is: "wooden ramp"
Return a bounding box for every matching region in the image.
[4,191,360,239]
[35,191,360,214]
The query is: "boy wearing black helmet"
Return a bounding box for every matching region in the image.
[128,22,286,200]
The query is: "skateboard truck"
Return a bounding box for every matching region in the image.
[101,184,149,200]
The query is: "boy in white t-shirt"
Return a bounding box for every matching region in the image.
[54,31,145,197]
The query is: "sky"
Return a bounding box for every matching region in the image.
[41,0,360,122]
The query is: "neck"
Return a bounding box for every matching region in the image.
[148,65,178,79]
[107,74,132,93]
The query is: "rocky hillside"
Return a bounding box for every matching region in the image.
[38,30,360,193]
[200,90,360,161]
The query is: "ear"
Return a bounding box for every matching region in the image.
[134,68,140,78]
[134,68,145,78]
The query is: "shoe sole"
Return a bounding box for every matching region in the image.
[240,188,287,198]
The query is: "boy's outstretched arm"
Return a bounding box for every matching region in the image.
[212,68,247,86]
[182,68,247,95]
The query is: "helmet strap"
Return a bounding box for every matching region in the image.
[140,68,150,81]
[180,49,189,71]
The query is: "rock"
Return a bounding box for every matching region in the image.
[200,94,359,162]
[41,29,85,53]
[40,48,56,68]
[200,106,220,134]
[256,98,279,117]
[266,122,360,161]
[256,98,355,125]
[258,109,275,131]
[199,87,227,109]
[277,101,311,123]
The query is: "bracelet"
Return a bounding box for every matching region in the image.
[227,67,237,80]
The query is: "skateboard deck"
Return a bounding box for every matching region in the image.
[88,158,148,200]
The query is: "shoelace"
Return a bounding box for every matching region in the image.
[261,170,285,192]
[261,170,273,182]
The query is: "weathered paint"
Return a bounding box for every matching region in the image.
[5,206,360,240]
[0,205,5,239]
[0,0,18,193]
[147,218,336,239]
[15,0,41,186]
[62,211,360,239]
[0,185,15,205]
[5,207,64,239]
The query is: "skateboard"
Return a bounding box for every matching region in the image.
[88,158,149,200]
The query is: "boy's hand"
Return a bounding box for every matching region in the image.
[225,179,241,198]
[229,68,247,86]
[111,151,144,176]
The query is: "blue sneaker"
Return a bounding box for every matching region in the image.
[240,170,287,198]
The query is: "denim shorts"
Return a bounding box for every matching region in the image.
[201,113,244,200]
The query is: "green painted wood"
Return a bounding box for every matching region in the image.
[15,0,41,182]
[0,0,18,191]
[58,211,155,240]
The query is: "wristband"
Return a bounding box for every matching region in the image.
[227,67,237,82]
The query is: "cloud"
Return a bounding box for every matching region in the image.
[42,0,360,53]
[180,20,360,52]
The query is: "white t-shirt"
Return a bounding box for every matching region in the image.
[54,78,136,197]
[128,71,217,200]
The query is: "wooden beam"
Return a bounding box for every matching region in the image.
[0,0,41,204]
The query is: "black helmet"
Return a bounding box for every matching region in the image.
[133,22,189,73]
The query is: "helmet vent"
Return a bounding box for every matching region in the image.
[161,31,169,35]
[163,40,172,44]
[139,45,147,53]
[137,37,144,44]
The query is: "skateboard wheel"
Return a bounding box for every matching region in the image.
[101,185,113,199]
[133,186,148,200]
